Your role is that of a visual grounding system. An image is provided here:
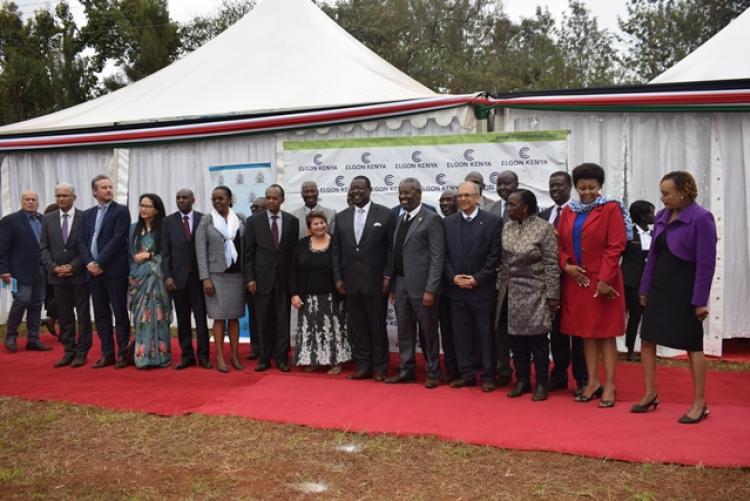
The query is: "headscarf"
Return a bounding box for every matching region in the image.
[569,195,634,240]
[211,208,240,268]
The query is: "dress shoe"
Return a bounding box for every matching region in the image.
[449,378,476,389]
[678,405,710,424]
[630,394,660,414]
[507,382,530,398]
[548,379,568,391]
[54,354,76,368]
[4,337,17,353]
[254,361,271,372]
[277,362,290,373]
[92,356,115,369]
[424,378,440,389]
[532,384,549,401]
[444,372,459,384]
[385,372,416,384]
[231,357,244,371]
[26,340,52,352]
[70,356,87,368]
[373,371,387,382]
[115,358,128,369]
[573,386,603,403]
[198,357,213,369]
[246,352,259,361]
[481,382,496,393]
[175,358,196,370]
[216,360,229,373]
[348,370,372,380]
[495,373,512,388]
[327,365,343,375]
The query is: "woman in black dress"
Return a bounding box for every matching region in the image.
[289,211,351,374]
[634,172,717,424]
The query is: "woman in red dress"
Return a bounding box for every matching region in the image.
[557,163,629,408]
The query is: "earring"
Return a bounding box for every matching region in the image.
[681,195,685,200]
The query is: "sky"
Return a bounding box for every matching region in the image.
[13,0,630,34]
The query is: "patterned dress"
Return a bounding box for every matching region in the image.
[129,231,172,368]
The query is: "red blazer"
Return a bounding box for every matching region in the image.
[557,202,626,338]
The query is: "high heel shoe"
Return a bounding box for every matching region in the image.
[630,395,660,413]
[573,386,603,403]
[216,359,229,373]
[230,356,244,371]
[678,405,710,424]
[599,390,616,408]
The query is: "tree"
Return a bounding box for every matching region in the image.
[81,0,180,87]
[179,0,255,54]
[619,0,750,82]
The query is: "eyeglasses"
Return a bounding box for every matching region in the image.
[55,194,73,198]
[139,204,155,209]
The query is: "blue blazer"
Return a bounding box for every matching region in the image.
[77,201,131,279]
[0,209,44,284]
[443,209,502,300]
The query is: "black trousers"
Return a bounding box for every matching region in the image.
[451,296,496,383]
[494,294,512,377]
[438,294,458,379]
[54,281,92,357]
[251,281,291,364]
[172,274,210,362]
[624,284,643,352]
[346,293,389,374]
[550,313,587,386]
[89,275,130,360]
[509,334,550,387]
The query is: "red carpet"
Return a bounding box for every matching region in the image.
[1,334,749,468]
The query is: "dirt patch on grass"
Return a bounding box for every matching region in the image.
[0,398,748,500]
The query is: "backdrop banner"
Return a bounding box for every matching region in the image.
[283,130,569,211]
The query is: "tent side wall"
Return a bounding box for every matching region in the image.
[500,108,750,355]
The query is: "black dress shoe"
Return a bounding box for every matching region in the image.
[70,356,87,368]
[254,361,271,372]
[115,358,128,369]
[175,358,196,370]
[373,371,387,382]
[4,338,17,353]
[246,352,259,360]
[26,340,52,351]
[507,382,531,398]
[481,382,496,393]
[548,380,568,391]
[532,384,549,401]
[630,395,660,414]
[425,378,440,389]
[198,357,213,369]
[449,378,476,388]
[92,356,115,369]
[496,373,512,388]
[54,354,76,368]
[348,370,371,380]
[277,362,290,372]
[385,372,416,384]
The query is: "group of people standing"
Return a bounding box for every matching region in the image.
[0,163,717,424]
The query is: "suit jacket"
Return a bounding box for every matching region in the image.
[161,211,203,289]
[195,213,245,280]
[621,224,648,289]
[388,207,445,298]
[292,205,336,239]
[486,199,509,223]
[40,208,86,285]
[443,209,502,300]
[332,202,396,296]
[243,209,299,294]
[77,201,131,279]
[0,209,44,284]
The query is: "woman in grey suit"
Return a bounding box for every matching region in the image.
[196,186,245,373]
[496,189,560,401]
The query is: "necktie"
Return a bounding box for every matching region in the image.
[29,215,41,243]
[553,206,561,228]
[91,205,106,259]
[182,215,191,240]
[354,208,365,244]
[271,215,279,250]
[61,213,69,245]
[403,213,411,224]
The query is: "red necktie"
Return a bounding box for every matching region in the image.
[271,215,280,250]
[553,206,561,228]
[182,215,191,240]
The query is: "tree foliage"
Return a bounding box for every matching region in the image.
[179,0,255,54]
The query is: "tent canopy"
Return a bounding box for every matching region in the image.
[0,0,435,136]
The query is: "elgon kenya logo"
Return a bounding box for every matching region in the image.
[297,153,338,172]
[447,148,491,168]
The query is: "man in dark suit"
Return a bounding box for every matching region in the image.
[161,189,212,370]
[332,175,396,381]
[538,170,587,393]
[486,170,518,222]
[437,189,459,381]
[0,190,51,353]
[443,181,502,392]
[39,183,91,366]
[385,178,445,388]
[77,175,131,369]
[244,184,299,372]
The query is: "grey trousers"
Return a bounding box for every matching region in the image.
[393,277,441,380]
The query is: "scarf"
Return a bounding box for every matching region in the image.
[211,208,240,268]
[569,195,634,241]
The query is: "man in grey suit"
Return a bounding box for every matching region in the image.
[40,183,91,367]
[385,178,445,388]
[464,171,493,209]
[291,181,336,239]
[332,176,396,381]
[486,170,518,222]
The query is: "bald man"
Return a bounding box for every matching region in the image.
[0,190,51,352]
